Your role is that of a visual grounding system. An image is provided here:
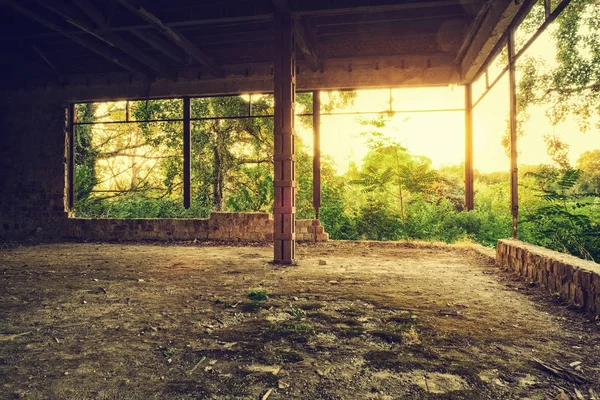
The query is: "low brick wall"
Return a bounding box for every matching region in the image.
[295,219,329,242]
[496,239,600,316]
[59,213,328,243]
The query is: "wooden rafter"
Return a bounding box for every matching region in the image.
[129,28,188,65]
[6,1,144,76]
[295,0,482,16]
[32,45,58,73]
[66,0,176,78]
[293,16,320,72]
[72,0,105,29]
[117,0,224,78]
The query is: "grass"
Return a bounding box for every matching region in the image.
[246,289,269,301]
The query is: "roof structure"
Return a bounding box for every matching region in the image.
[0,0,531,93]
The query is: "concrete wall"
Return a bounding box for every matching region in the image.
[496,239,600,317]
[0,100,328,243]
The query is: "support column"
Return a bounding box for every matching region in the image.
[183,96,191,209]
[312,90,321,219]
[464,84,474,211]
[67,104,76,211]
[508,30,519,239]
[273,11,296,264]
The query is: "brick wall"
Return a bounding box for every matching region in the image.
[0,98,329,243]
[496,239,600,317]
[0,100,69,240]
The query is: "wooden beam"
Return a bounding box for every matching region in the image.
[293,16,320,72]
[454,0,494,68]
[460,0,538,83]
[130,28,188,65]
[117,0,224,78]
[273,11,296,264]
[0,14,274,42]
[271,0,320,71]
[72,0,106,28]
[312,90,321,218]
[508,28,519,239]
[7,1,144,76]
[32,45,58,72]
[67,0,175,77]
[464,83,474,211]
[295,0,482,16]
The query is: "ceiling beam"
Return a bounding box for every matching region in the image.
[293,16,320,72]
[72,0,106,28]
[117,0,224,78]
[130,28,188,65]
[6,1,144,76]
[458,0,533,82]
[68,0,175,78]
[272,0,320,71]
[32,45,58,73]
[295,0,483,16]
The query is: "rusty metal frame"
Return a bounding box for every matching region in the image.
[464,84,474,211]
[67,103,76,211]
[472,0,572,109]
[183,96,191,209]
[312,90,321,219]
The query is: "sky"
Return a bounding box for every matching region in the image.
[297,15,600,174]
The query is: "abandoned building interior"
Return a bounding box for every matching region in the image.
[2,0,600,398]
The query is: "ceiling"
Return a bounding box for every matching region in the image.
[0,0,518,91]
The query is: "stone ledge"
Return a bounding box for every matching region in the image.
[496,239,600,317]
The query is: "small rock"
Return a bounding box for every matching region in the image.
[569,361,582,368]
[138,279,145,283]
[318,260,327,265]
[278,381,289,389]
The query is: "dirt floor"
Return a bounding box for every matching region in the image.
[1,241,600,400]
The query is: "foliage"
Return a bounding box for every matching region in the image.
[522,168,600,261]
[71,85,600,263]
[246,289,269,301]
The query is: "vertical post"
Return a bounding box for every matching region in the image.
[508,30,519,239]
[67,103,76,211]
[273,11,297,264]
[464,84,474,211]
[183,96,191,209]
[312,90,321,219]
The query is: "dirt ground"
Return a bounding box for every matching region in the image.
[1,241,599,400]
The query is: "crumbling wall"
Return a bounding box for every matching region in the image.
[0,97,329,243]
[61,214,328,242]
[496,239,600,317]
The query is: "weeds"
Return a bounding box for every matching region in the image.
[215,299,232,308]
[288,303,307,320]
[247,289,269,301]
